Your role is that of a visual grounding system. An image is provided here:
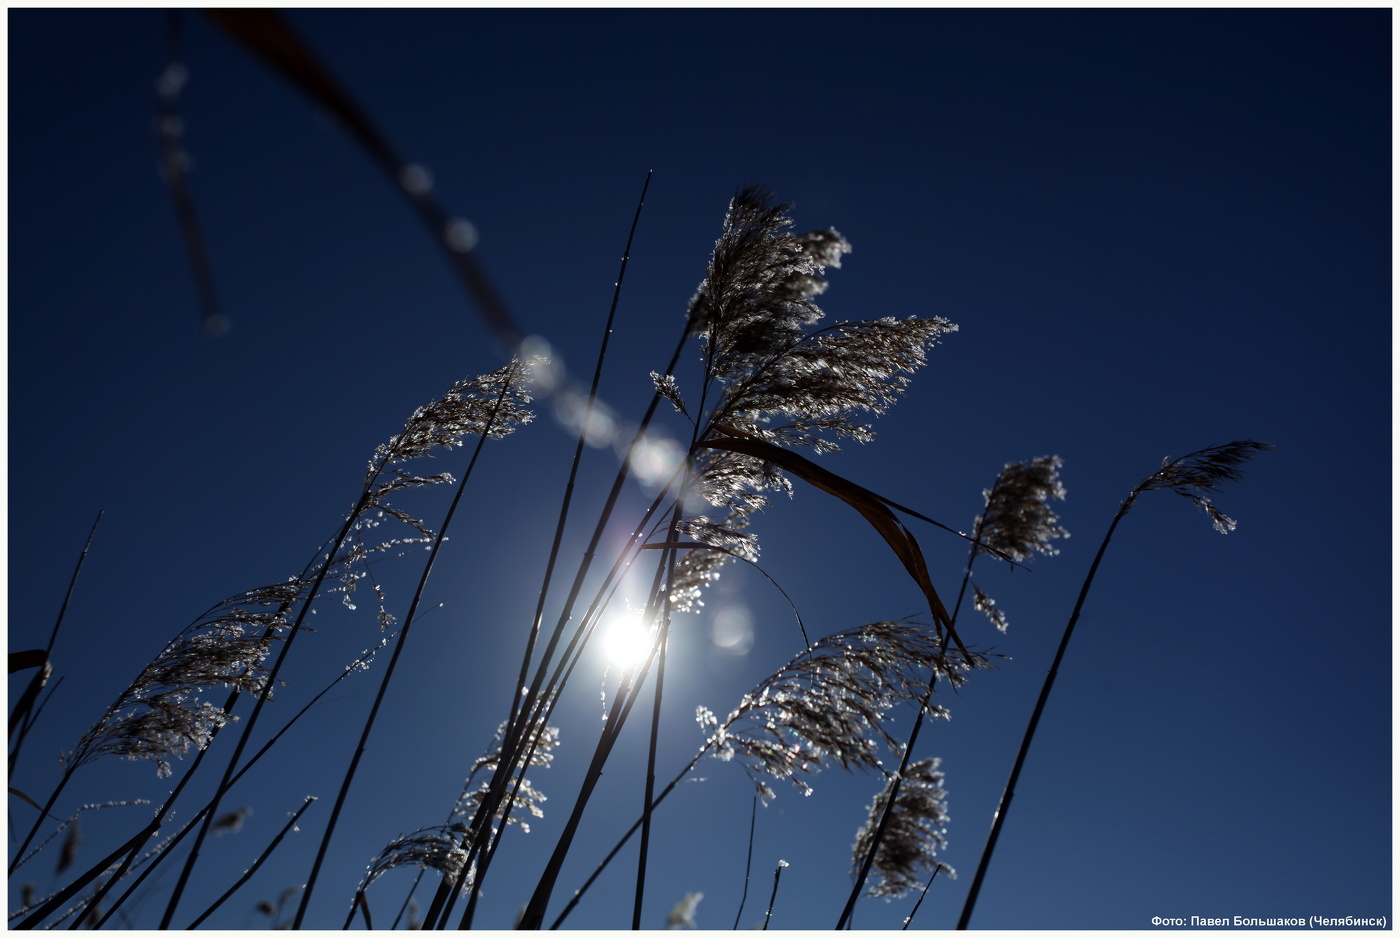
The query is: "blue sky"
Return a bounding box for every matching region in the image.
[7,8,1391,932]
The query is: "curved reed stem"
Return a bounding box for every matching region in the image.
[956,440,1267,928]
[954,503,1128,929]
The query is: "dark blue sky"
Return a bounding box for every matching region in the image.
[8,8,1390,932]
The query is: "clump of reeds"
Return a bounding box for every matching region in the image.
[8,157,1268,932]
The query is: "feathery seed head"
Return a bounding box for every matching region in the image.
[669,511,759,614]
[651,371,689,417]
[1134,440,1272,533]
[72,696,234,779]
[975,456,1068,563]
[851,757,954,899]
[701,622,987,799]
[370,356,542,480]
[455,720,560,836]
[666,891,704,929]
[359,823,473,895]
[682,187,955,521]
[64,580,308,776]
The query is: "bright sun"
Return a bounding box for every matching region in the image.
[600,614,653,668]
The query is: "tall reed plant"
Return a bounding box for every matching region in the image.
[7,13,1270,928]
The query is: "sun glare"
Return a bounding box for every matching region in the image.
[600,613,653,668]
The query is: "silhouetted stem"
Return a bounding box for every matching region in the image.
[91,639,393,930]
[207,10,527,354]
[10,510,103,776]
[633,517,680,928]
[156,488,370,928]
[548,750,703,929]
[423,173,656,931]
[13,821,158,929]
[9,511,106,864]
[955,497,1133,929]
[836,673,938,929]
[9,768,76,876]
[426,364,689,930]
[187,796,316,928]
[838,500,992,928]
[291,381,516,930]
[514,550,676,930]
[901,866,943,929]
[762,861,787,930]
[733,796,758,929]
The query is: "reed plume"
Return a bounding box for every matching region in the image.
[955,440,1271,929]
[959,456,1068,633]
[850,758,954,900]
[697,621,984,800]
[665,891,703,929]
[63,579,306,779]
[972,456,1069,563]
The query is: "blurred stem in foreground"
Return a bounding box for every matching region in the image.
[955,441,1271,930]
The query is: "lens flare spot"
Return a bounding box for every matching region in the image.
[445,217,479,253]
[711,604,753,656]
[629,434,684,488]
[399,163,434,195]
[555,390,616,448]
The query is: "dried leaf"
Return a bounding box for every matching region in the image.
[697,429,970,663]
[8,787,42,812]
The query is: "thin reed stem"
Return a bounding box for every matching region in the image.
[836,487,985,926]
[426,173,655,930]
[10,769,76,876]
[506,169,652,741]
[157,11,224,335]
[11,510,103,774]
[956,440,1267,928]
[633,513,681,928]
[89,635,401,929]
[13,820,158,929]
[156,490,371,928]
[426,339,690,930]
[186,796,316,928]
[208,10,527,354]
[18,685,243,929]
[836,673,939,929]
[515,543,679,930]
[733,796,758,930]
[954,505,1127,929]
[901,865,943,929]
[548,746,701,929]
[762,860,788,929]
[9,510,106,861]
[56,683,248,930]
